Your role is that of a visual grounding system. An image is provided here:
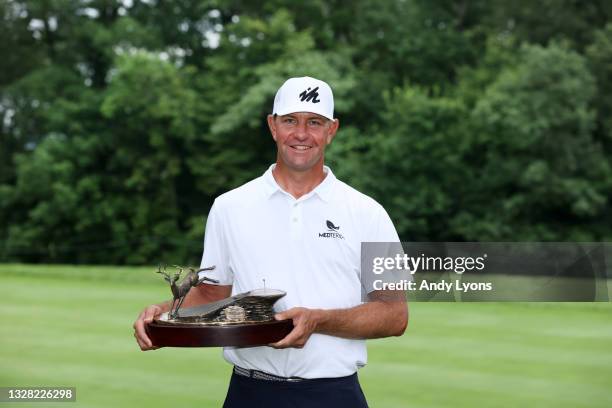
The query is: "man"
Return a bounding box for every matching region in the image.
[134,76,408,407]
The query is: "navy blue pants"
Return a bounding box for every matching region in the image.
[223,372,369,408]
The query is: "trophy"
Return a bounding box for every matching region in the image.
[146,265,293,347]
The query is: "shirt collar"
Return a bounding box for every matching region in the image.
[262,164,336,202]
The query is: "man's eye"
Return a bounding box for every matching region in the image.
[283,118,296,124]
[308,120,322,126]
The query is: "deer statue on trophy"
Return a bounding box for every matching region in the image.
[156,264,218,319]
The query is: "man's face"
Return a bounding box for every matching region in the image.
[267,112,339,173]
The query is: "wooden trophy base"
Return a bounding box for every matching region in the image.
[146,319,294,348]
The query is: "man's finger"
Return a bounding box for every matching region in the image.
[135,329,157,350]
[269,324,304,348]
[135,328,152,349]
[272,335,305,349]
[135,332,147,350]
[134,321,149,343]
[143,308,159,322]
[134,308,155,350]
[133,312,145,330]
[275,307,302,321]
[269,334,291,348]
[133,305,163,350]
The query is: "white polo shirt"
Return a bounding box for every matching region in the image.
[199,164,400,379]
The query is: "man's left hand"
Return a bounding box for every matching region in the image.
[269,307,322,349]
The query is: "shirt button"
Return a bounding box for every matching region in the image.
[292,217,298,222]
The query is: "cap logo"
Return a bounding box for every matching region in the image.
[298,87,321,103]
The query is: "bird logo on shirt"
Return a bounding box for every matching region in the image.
[326,220,340,231]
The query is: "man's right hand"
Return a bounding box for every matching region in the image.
[133,305,163,351]
[132,284,231,351]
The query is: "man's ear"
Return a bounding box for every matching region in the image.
[267,114,277,141]
[326,118,339,145]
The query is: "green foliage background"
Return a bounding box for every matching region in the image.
[2,0,612,264]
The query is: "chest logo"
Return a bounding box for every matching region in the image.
[326,220,340,231]
[319,220,344,239]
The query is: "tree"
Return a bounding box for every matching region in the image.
[457,43,610,240]
[353,87,469,241]
[2,0,611,263]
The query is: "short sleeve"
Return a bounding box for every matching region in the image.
[199,200,234,285]
[370,204,400,243]
[361,204,409,299]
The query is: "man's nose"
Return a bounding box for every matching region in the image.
[294,121,308,139]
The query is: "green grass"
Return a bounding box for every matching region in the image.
[1,264,611,407]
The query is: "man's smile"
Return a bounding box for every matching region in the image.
[290,145,312,151]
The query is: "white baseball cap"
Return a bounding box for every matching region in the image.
[272,76,334,120]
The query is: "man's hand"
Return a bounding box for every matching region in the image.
[132,284,231,351]
[269,307,322,349]
[133,304,163,351]
[269,296,407,349]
